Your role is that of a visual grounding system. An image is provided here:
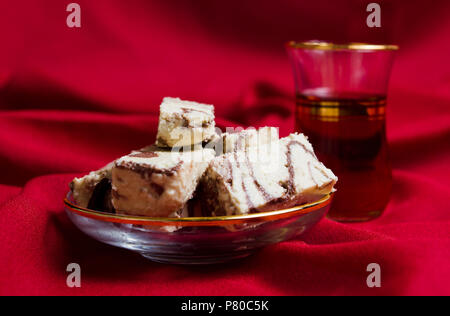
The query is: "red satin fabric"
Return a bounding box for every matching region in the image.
[0,0,449,295]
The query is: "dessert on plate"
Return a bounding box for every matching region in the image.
[70,162,114,210]
[70,97,337,221]
[221,126,279,154]
[156,97,217,148]
[201,132,337,216]
[112,145,215,217]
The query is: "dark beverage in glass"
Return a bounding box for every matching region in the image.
[287,41,398,221]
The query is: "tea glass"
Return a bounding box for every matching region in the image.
[286,41,398,222]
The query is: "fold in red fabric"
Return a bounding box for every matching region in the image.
[0,0,449,295]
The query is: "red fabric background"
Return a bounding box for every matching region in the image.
[0,0,449,295]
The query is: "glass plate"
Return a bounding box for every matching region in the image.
[64,192,332,264]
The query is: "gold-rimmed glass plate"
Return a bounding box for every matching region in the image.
[64,192,333,264]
